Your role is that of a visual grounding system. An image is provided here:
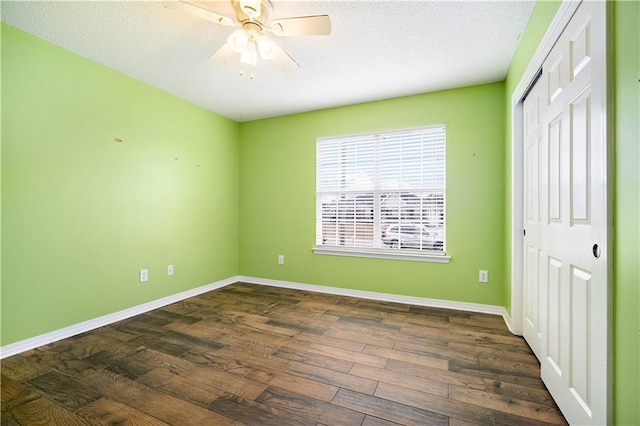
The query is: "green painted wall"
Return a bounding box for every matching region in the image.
[239,83,506,305]
[612,2,640,424]
[0,20,4,342]
[0,24,240,346]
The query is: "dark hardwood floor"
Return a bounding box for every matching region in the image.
[1,282,567,425]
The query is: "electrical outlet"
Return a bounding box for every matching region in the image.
[479,270,489,283]
[278,255,284,265]
[139,269,148,283]
[167,264,174,276]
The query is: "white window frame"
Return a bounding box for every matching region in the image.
[313,125,450,263]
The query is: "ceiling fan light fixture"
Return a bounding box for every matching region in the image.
[240,38,258,66]
[228,29,249,53]
[257,35,277,60]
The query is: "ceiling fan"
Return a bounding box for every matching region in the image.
[163,0,331,73]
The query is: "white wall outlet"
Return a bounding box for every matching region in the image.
[167,264,174,276]
[139,269,148,283]
[278,255,284,265]
[479,270,489,283]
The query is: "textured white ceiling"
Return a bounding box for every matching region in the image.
[1,0,536,122]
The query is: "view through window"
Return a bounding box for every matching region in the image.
[316,125,446,256]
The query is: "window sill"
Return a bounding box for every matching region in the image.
[312,246,451,263]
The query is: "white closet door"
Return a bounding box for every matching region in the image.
[522,1,608,424]
[522,74,546,360]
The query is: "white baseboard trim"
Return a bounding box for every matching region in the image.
[2,275,515,359]
[500,307,520,335]
[238,275,509,319]
[0,276,239,359]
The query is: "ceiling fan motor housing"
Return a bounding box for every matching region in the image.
[232,0,273,26]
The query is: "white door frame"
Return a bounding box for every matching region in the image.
[509,0,613,421]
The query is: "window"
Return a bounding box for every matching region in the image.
[315,125,447,262]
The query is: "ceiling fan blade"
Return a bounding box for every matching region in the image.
[208,43,237,62]
[270,43,300,73]
[269,15,331,36]
[162,1,236,27]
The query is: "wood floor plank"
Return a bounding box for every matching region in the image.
[209,392,317,426]
[182,362,268,400]
[88,349,154,380]
[407,305,471,318]
[382,310,451,329]
[127,335,191,358]
[112,314,172,338]
[192,308,301,337]
[74,326,137,343]
[265,318,329,335]
[449,417,485,426]
[492,410,568,426]
[1,376,39,411]
[323,325,397,349]
[75,397,169,425]
[449,314,513,333]
[393,337,480,364]
[0,412,21,426]
[221,342,374,393]
[2,394,87,426]
[449,385,567,425]
[213,287,301,307]
[145,308,201,326]
[334,314,403,332]
[168,319,290,353]
[349,363,449,397]
[0,355,52,382]
[158,300,221,319]
[363,344,449,370]
[332,388,450,426]
[399,323,463,342]
[26,370,102,412]
[179,347,254,376]
[255,386,365,425]
[272,346,354,373]
[136,368,224,408]
[246,365,340,402]
[448,359,545,389]
[362,415,404,425]
[324,307,398,322]
[161,330,227,353]
[127,346,194,375]
[344,297,411,312]
[448,341,541,364]
[283,338,387,368]
[17,348,98,378]
[192,343,371,400]
[383,359,486,390]
[263,302,341,325]
[374,382,494,425]
[484,378,559,406]
[79,368,238,425]
[294,331,367,352]
[477,354,541,374]
[282,358,378,396]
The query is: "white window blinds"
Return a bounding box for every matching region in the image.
[316,125,446,255]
